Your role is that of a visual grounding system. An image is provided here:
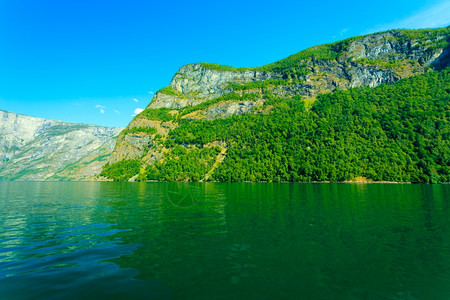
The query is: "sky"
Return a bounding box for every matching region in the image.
[0,0,449,127]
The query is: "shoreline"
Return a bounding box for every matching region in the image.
[2,179,440,184]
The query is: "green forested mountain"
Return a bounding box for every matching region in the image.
[101,28,450,183]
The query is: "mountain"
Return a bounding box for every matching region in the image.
[102,28,450,183]
[0,110,122,181]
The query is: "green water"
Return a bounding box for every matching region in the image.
[0,182,449,299]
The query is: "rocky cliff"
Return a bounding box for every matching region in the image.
[148,30,449,109]
[0,110,122,181]
[104,28,450,182]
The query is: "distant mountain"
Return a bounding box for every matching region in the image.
[0,110,122,181]
[101,28,450,183]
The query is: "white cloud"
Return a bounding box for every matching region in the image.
[95,104,106,114]
[339,28,349,35]
[114,110,120,115]
[366,1,450,33]
[133,108,144,116]
[148,91,154,95]
[133,98,139,103]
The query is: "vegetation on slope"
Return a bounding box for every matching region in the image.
[140,145,222,181]
[121,126,157,136]
[101,68,449,183]
[159,86,186,99]
[199,28,450,75]
[225,78,303,91]
[140,108,175,122]
[100,159,140,181]
[198,36,360,73]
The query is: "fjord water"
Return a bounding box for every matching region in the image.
[1,183,449,299]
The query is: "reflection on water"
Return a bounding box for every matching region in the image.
[1,182,450,299]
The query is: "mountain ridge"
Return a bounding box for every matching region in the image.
[0,110,123,181]
[147,28,449,108]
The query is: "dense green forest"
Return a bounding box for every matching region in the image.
[101,68,449,183]
[101,159,141,181]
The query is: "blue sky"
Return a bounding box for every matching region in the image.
[0,0,449,127]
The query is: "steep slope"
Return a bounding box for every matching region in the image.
[0,110,123,181]
[104,28,450,183]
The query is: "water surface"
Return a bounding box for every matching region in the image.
[1,182,449,299]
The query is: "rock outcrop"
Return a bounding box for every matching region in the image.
[149,64,278,108]
[0,110,122,181]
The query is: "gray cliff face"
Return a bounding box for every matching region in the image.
[346,31,443,62]
[182,100,264,120]
[170,64,274,97]
[300,31,446,94]
[346,33,405,60]
[203,101,262,120]
[342,31,445,88]
[0,110,123,181]
[346,66,398,88]
[149,64,277,109]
